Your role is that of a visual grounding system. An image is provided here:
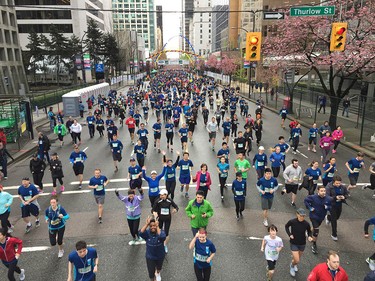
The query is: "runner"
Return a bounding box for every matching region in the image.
[364,216,375,270]
[95,115,105,137]
[304,161,322,195]
[86,112,96,138]
[107,122,118,144]
[257,168,279,227]
[279,106,288,128]
[178,152,194,198]
[133,139,146,168]
[269,146,284,178]
[163,151,180,200]
[281,159,302,207]
[115,188,145,245]
[152,119,162,153]
[67,241,98,281]
[37,132,51,165]
[304,185,332,254]
[231,114,239,138]
[217,142,230,164]
[243,126,253,157]
[137,123,149,155]
[187,116,197,145]
[188,228,216,281]
[45,196,69,258]
[206,117,218,151]
[332,126,344,154]
[362,161,375,198]
[133,110,142,128]
[232,172,246,220]
[165,119,174,152]
[69,145,87,189]
[291,123,302,154]
[307,250,348,280]
[185,190,214,236]
[142,165,167,207]
[152,189,179,253]
[29,153,46,192]
[222,117,231,144]
[254,119,263,146]
[128,157,143,191]
[88,169,109,224]
[319,131,333,163]
[202,106,209,125]
[125,115,136,144]
[274,136,290,171]
[50,152,65,195]
[217,156,230,201]
[69,119,82,145]
[109,134,123,173]
[54,120,67,147]
[0,185,13,233]
[0,227,25,281]
[345,152,365,191]
[234,153,251,182]
[139,216,166,281]
[233,131,247,156]
[322,157,336,187]
[308,123,318,152]
[17,177,40,233]
[325,176,348,241]
[193,164,212,199]
[261,224,283,281]
[285,208,313,277]
[253,146,268,180]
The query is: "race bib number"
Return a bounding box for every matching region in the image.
[327,173,334,177]
[353,168,360,173]
[131,174,138,180]
[264,188,271,193]
[238,143,243,148]
[150,187,158,193]
[39,140,43,144]
[108,130,113,134]
[195,253,208,262]
[236,190,244,196]
[112,143,118,148]
[96,185,104,191]
[76,157,82,162]
[313,180,318,184]
[24,195,32,201]
[258,162,264,167]
[167,173,174,178]
[324,143,329,147]
[127,206,135,212]
[160,208,170,215]
[89,121,93,124]
[293,176,299,181]
[141,133,146,137]
[182,165,189,170]
[78,266,92,274]
[50,219,61,226]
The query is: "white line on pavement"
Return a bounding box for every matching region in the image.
[298,151,309,159]
[83,147,89,152]
[22,246,51,252]
[247,236,263,241]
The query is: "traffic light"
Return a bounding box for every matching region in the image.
[330,22,348,52]
[245,32,262,61]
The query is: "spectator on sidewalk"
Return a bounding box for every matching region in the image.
[0,128,6,147]
[332,126,344,154]
[342,97,350,117]
[47,107,56,131]
[317,95,327,114]
[0,141,13,180]
[318,121,331,138]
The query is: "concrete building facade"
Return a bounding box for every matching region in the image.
[112,0,156,52]
[0,0,28,96]
[211,4,229,52]
[192,0,212,56]
[156,5,163,51]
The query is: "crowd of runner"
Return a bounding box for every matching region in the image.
[0,70,374,281]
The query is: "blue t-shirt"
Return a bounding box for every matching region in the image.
[110,140,123,154]
[194,239,216,269]
[323,163,336,180]
[89,175,108,196]
[347,158,364,175]
[217,162,230,178]
[178,159,194,176]
[69,151,87,167]
[128,165,142,179]
[269,152,285,168]
[18,184,39,205]
[222,121,231,133]
[253,153,268,170]
[68,247,97,281]
[133,113,142,122]
[134,145,145,159]
[305,168,321,183]
[217,148,230,163]
[165,165,177,182]
[291,128,302,139]
[137,129,149,140]
[309,128,319,138]
[86,116,95,126]
[45,205,69,230]
[257,177,279,199]
[232,179,246,201]
[179,128,188,138]
[274,143,289,155]
[107,126,118,135]
[152,123,162,134]
[165,123,174,134]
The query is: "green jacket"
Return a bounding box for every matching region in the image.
[185,199,214,229]
[54,124,67,136]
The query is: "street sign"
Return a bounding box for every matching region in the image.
[290,6,335,17]
[263,12,285,20]
[243,61,250,69]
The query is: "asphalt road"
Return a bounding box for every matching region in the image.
[1,87,374,280]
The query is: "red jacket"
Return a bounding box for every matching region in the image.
[307,263,348,281]
[193,171,212,191]
[0,132,6,146]
[0,237,23,263]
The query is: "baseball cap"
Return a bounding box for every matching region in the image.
[259,146,265,150]
[159,189,168,195]
[151,170,157,175]
[296,208,306,216]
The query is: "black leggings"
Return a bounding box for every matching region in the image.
[0,210,12,232]
[198,187,208,199]
[271,167,280,178]
[231,125,238,137]
[72,132,81,144]
[49,226,65,246]
[127,218,140,239]
[327,205,342,237]
[194,264,211,281]
[219,176,227,196]
[166,133,174,145]
[149,196,159,208]
[146,258,164,279]
[333,140,340,150]
[137,157,145,168]
[32,172,44,190]
[235,200,245,216]
[52,177,63,188]
[159,219,171,236]
[292,138,299,152]
[4,260,21,281]
[166,181,176,199]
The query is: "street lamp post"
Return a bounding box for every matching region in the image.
[80,32,87,84]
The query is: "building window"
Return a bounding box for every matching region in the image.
[200,40,202,44]
[200,35,202,39]
[200,29,202,33]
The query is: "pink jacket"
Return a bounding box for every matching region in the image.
[332,129,344,141]
[319,136,334,149]
[193,171,212,191]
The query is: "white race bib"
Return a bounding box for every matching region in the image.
[131,174,138,180]
[150,187,158,193]
[96,185,104,191]
[160,208,170,215]
[236,190,244,196]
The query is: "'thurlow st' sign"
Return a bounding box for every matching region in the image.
[290,6,335,17]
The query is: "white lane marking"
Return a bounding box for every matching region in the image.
[83,147,89,152]
[247,236,263,241]
[22,246,51,252]
[3,183,53,190]
[298,151,309,158]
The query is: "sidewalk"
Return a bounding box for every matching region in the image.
[230,81,375,159]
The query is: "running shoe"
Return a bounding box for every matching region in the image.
[221,196,224,201]
[311,243,318,254]
[373,194,375,199]
[293,264,298,272]
[180,186,184,192]
[20,269,25,281]
[35,220,40,228]
[236,215,240,221]
[58,250,64,258]
[98,217,102,224]
[290,263,296,277]
[325,215,331,225]
[291,202,296,208]
[281,189,286,195]
[366,257,374,264]
[137,238,146,245]
[51,190,57,196]
[25,224,32,234]
[331,235,338,241]
[263,219,268,227]
[115,167,119,173]
[7,228,13,234]
[129,239,136,246]
[155,272,161,281]
[164,245,168,253]
[185,192,189,198]
[78,185,82,190]
[3,177,7,180]
[60,185,65,192]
